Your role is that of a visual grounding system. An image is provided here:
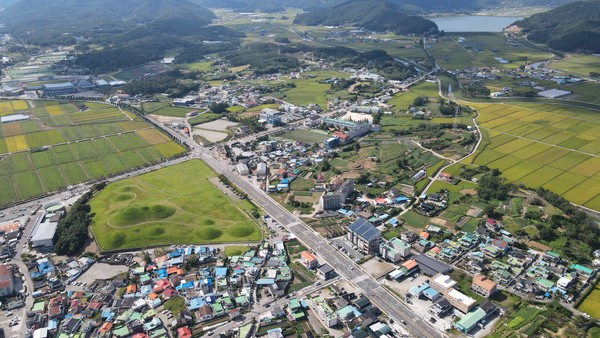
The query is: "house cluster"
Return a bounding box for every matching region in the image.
[415,192,449,216]
[380,210,598,334]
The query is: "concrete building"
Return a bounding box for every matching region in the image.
[429,274,457,294]
[259,109,283,126]
[379,238,411,263]
[28,211,62,249]
[319,192,342,211]
[236,163,249,175]
[445,288,476,313]
[0,265,14,297]
[256,162,268,178]
[471,274,497,297]
[347,219,381,253]
[319,180,354,210]
[304,115,322,127]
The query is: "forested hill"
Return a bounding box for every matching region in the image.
[0,0,216,42]
[293,0,438,35]
[515,0,600,53]
[193,0,576,12]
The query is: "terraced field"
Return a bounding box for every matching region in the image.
[0,100,186,206]
[464,102,600,211]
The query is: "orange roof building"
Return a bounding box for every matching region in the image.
[471,274,497,297]
[126,284,137,294]
[419,231,430,240]
[401,259,418,272]
[300,251,319,269]
[99,322,113,333]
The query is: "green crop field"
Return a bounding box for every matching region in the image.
[89,160,262,251]
[0,100,186,207]
[465,102,600,211]
[549,54,600,78]
[430,33,552,71]
[279,129,328,144]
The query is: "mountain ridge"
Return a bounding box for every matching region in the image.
[293,0,438,35]
[515,0,600,53]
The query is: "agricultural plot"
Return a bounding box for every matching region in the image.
[430,33,551,71]
[466,102,600,210]
[0,100,186,206]
[89,160,262,251]
[279,129,328,144]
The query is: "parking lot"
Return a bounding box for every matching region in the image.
[331,237,366,262]
[67,263,128,291]
[0,307,24,338]
[384,275,454,332]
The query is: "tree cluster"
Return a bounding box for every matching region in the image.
[53,183,105,256]
[477,170,515,201]
[125,70,200,98]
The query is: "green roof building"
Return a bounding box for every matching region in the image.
[570,264,594,276]
[536,278,554,291]
[455,308,486,333]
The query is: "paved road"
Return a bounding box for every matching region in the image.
[142,106,443,338]
[200,154,443,338]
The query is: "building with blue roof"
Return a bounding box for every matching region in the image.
[156,268,168,279]
[188,298,205,310]
[176,281,194,290]
[347,219,381,253]
[423,287,441,301]
[215,267,228,278]
[409,282,430,298]
[395,196,409,204]
[168,248,184,258]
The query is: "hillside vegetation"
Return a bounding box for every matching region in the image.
[293,0,438,35]
[516,0,600,53]
[195,0,576,12]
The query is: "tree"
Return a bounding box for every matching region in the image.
[477,172,514,201]
[209,102,229,114]
[413,96,429,106]
[538,226,556,241]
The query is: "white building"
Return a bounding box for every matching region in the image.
[430,274,457,293]
[256,162,268,178]
[237,163,249,175]
[379,238,411,262]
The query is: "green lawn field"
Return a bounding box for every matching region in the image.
[0,100,186,207]
[89,160,262,251]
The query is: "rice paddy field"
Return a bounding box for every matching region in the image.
[89,160,261,251]
[0,100,186,206]
[429,33,552,71]
[464,102,600,211]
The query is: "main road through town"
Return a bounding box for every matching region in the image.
[200,154,443,338]
[145,110,443,338]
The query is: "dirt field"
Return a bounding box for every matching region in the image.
[360,257,396,279]
[460,188,478,196]
[149,114,185,124]
[192,128,228,143]
[195,119,238,131]
[429,217,452,229]
[467,206,483,217]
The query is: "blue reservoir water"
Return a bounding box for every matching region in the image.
[431,16,522,33]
